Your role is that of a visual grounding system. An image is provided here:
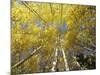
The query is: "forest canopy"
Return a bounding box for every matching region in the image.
[11,0,96,74]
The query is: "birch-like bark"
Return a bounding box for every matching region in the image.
[61,48,69,71]
[51,48,58,71]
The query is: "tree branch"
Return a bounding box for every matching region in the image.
[49,3,54,23]
[22,1,46,24]
[11,46,42,69]
[83,47,96,53]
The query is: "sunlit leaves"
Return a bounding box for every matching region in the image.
[11,0,96,74]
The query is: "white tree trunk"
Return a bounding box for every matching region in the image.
[61,48,69,71]
[51,48,58,71]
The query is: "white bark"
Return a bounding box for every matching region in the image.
[61,48,69,71]
[51,48,58,71]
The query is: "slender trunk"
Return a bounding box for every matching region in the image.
[61,48,69,71]
[51,48,58,71]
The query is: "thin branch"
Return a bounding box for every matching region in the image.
[60,4,63,25]
[72,56,83,69]
[22,1,46,24]
[11,46,42,69]
[49,3,54,16]
[83,47,96,53]
[75,39,96,53]
[49,3,54,23]
[45,48,55,65]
